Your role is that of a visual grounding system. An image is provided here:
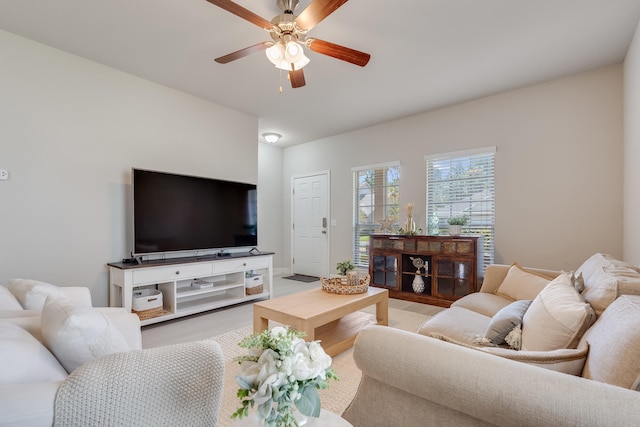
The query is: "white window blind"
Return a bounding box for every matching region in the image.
[426,148,495,267]
[352,162,400,268]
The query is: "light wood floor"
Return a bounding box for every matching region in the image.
[141,275,445,348]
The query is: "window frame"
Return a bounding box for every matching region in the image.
[425,147,496,267]
[352,161,400,268]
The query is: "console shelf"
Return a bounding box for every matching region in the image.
[108,252,273,326]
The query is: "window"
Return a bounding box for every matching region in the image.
[353,162,400,267]
[426,147,495,267]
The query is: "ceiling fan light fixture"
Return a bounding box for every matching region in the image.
[284,41,309,70]
[262,132,282,144]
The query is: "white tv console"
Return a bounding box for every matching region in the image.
[108,252,273,326]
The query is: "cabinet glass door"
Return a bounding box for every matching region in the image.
[372,255,397,288]
[435,260,473,297]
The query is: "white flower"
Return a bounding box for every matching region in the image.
[232,326,337,426]
[270,326,288,338]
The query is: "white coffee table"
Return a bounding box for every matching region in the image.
[233,409,352,426]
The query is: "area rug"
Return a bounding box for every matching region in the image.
[283,274,320,283]
[213,307,430,427]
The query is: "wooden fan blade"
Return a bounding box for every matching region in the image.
[205,0,274,30]
[307,38,370,67]
[289,68,306,88]
[215,42,271,64]
[295,0,349,31]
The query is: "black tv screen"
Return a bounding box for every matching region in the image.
[132,169,257,255]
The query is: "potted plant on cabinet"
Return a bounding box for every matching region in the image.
[447,215,469,236]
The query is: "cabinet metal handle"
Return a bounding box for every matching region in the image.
[175,271,180,275]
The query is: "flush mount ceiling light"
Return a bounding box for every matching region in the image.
[262,132,282,143]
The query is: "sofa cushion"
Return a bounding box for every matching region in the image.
[0,321,68,384]
[7,279,65,311]
[482,300,532,347]
[576,253,640,315]
[41,296,130,373]
[418,307,491,345]
[0,286,23,310]
[521,272,596,351]
[579,295,640,390]
[427,332,589,376]
[495,263,553,301]
[452,292,513,318]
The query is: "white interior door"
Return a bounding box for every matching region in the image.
[292,172,329,277]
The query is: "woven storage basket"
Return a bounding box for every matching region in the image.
[132,289,163,320]
[246,284,263,295]
[321,273,370,294]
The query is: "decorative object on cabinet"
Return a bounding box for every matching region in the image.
[377,216,395,233]
[410,257,426,293]
[369,235,483,307]
[447,215,469,236]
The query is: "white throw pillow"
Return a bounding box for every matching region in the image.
[7,279,65,311]
[495,263,553,301]
[41,296,130,373]
[521,272,596,351]
[0,321,68,384]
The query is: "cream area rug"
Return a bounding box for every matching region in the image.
[214,307,430,427]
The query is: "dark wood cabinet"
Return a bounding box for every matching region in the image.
[369,235,484,307]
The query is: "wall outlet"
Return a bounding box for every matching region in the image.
[0,169,8,181]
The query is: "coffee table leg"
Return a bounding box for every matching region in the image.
[302,323,315,342]
[253,309,269,333]
[376,297,389,326]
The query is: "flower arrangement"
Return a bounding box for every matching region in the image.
[336,260,356,276]
[232,326,338,427]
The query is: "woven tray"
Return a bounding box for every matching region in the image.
[321,274,370,294]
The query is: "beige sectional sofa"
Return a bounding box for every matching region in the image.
[0,279,225,426]
[344,253,640,426]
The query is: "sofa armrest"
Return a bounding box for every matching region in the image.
[59,287,92,307]
[343,326,640,427]
[54,339,225,426]
[479,264,561,294]
[94,308,142,350]
[0,381,62,426]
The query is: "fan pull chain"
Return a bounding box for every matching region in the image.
[279,70,283,94]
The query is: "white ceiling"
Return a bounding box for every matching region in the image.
[1,0,640,147]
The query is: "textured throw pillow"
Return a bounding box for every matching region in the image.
[0,322,68,384]
[495,263,553,301]
[41,295,130,373]
[568,271,585,293]
[7,279,65,311]
[475,300,532,348]
[576,253,640,315]
[521,272,596,351]
[579,295,640,389]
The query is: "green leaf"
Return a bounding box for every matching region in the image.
[295,386,321,417]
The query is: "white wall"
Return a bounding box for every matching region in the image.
[624,20,640,264]
[258,143,284,269]
[283,65,624,272]
[0,30,259,306]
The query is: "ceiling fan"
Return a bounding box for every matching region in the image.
[207,0,371,89]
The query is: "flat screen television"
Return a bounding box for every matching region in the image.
[132,168,257,256]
